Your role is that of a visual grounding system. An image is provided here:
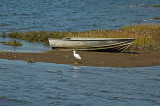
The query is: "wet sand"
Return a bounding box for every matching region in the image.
[0,51,160,68]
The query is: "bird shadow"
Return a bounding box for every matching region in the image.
[74,61,83,66]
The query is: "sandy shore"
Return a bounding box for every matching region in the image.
[0,50,160,68]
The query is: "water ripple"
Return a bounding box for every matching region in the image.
[0,0,160,33]
[0,96,31,106]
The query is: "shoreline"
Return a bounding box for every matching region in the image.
[0,51,160,68]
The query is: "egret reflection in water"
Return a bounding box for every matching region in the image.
[71,66,81,78]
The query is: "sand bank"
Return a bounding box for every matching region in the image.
[0,51,160,68]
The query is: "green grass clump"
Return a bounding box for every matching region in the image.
[153,5,160,7]
[0,39,22,47]
[1,24,160,52]
[154,17,160,20]
[4,30,67,44]
[119,24,160,51]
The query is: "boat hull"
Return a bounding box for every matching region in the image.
[48,38,136,52]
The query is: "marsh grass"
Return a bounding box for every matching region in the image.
[120,24,160,51]
[153,5,160,7]
[0,39,22,47]
[154,17,160,20]
[1,24,160,52]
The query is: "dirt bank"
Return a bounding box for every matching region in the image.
[0,51,160,68]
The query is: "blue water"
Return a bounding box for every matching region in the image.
[0,0,160,105]
[0,37,50,52]
[0,0,160,33]
[0,59,160,106]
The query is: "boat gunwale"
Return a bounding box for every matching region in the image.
[48,38,136,41]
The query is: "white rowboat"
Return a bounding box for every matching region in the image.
[48,37,136,52]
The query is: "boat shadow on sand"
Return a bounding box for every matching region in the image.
[50,48,140,54]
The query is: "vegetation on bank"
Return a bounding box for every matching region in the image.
[1,24,160,52]
[154,17,160,20]
[152,5,160,7]
[0,39,22,47]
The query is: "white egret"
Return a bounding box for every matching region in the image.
[73,50,81,60]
